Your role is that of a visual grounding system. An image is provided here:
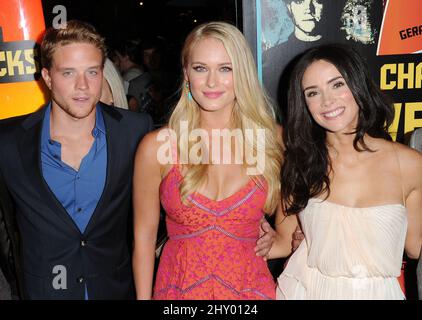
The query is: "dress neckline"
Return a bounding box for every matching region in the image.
[192,179,256,203]
[309,197,406,210]
[164,164,258,203]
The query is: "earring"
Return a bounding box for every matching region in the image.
[186,82,193,101]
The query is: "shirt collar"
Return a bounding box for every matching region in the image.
[41,102,106,143]
[92,104,106,137]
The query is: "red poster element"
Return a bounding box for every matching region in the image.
[0,0,45,41]
[377,0,422,55]
[0,0,48,119]
[398,261,406,296]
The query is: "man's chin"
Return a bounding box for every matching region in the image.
[296,28,322,42]
[302,27,317,34]
[66,104,97,120]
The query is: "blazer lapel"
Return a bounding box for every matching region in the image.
[18,107,81,235]
[84,104,122,235]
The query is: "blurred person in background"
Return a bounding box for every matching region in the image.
[101,58,129,109]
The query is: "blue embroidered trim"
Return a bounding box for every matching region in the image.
[187,185,259,216]
[169,225,256,242]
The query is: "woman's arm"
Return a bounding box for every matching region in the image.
[267,203,299,259]
[400,146,422,259]
[132,130,163,299]
[265,124,300,259]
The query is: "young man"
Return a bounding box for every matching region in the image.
[0,20,152,299]
[284,0,325,42]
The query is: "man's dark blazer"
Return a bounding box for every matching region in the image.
[0,172,24,299]
[0,103,152,299]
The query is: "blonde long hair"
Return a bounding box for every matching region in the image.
[103,58,129,109]
[168,21,282,214]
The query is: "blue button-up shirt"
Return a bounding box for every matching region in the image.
[41,103,107,234]
[41,104,107,300]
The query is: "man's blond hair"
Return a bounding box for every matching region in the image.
[41,20,106,69]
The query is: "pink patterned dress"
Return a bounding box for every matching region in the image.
[153,165,276,300]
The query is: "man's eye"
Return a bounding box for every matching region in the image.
[63,71,72,77]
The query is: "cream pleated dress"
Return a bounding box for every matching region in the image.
[276,198,407,300]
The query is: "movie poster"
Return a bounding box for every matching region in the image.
[246,0,421,143]
[376,0,422,142]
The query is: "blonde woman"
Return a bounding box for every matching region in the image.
[132,22,282,300]
[100,58,129,109]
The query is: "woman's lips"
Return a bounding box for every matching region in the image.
[322,107,345,119]
[203,91,224,99]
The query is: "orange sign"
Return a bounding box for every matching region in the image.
[377,0,422,55]
[0,0,48,119]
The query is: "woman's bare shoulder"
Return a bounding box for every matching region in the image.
[138,126,171,152]
[390,141,422,190]
[392,141,422,166]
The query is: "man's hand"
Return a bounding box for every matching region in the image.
[292,225,304,251]
[255,218,276,261]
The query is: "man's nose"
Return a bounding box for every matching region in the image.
[76,74,88,90]
[306,0,315,14]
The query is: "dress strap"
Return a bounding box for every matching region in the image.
[391,143,406,206]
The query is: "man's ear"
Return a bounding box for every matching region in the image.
[41,68,52,90]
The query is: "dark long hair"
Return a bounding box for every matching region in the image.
[281,44,394,215]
